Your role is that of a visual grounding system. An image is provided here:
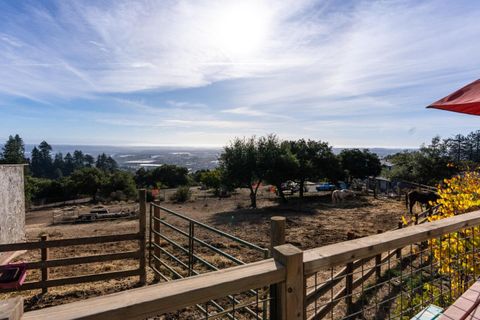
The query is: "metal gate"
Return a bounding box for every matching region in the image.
[148,202,271,319]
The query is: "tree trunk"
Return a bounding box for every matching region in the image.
[249,186,257,208]
[299,179,305,199]
[276,183,288,203]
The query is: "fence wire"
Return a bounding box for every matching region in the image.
[305,226,479,320]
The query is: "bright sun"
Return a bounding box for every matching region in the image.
[209,2,271,59]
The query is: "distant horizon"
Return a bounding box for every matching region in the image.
[21,142,420,151]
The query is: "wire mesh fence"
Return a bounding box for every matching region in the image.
[305,225,480,319]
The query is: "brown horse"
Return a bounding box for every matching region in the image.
[406,190,439,214]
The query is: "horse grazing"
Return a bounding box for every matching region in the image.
[406,190,439,214]
[332,189,356,204]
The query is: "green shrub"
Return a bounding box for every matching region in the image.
[170,186,192,203]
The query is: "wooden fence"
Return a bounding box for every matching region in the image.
[17,208,480,320]
[0,190,148,294]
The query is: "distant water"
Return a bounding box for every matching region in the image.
[23,144,415,172]
[24,144,221,172]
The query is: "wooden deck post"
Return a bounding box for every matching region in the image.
[270,216,286,253]
[153,201,161,281]
[0,297,23,320]
[273,244,304,320]
[138,189,147,286]
[270,216,286,318]
[40,235,49,294]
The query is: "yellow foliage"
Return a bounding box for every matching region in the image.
[430,171,480,298]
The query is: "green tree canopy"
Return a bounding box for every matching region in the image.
[199,169,222,190]
[135,165,189,188]
[258,135,298,203]
[220,137,263,208]
[339,148,381,180]
[68,167,105,199]
[288,139,342,198]
[386,137,456,185]
[0,134,26,164]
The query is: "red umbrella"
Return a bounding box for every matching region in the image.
[427,79,480,115]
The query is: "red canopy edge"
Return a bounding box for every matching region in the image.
[427,79,480,116]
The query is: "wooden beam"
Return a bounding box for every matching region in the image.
[0,269,141,294]
[0,233,140,252]
[22,259,285,320]
[303,209,480,275]
[24,251,140,269]
[0,297,23,320]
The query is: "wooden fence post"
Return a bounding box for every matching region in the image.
[139,189,147,286]
[272,244,304,320]
[270,216,286,319]
[345,232,354,316]
[153,201,161,281]
[40,235,49,294]
[270,216,286,253]
[375,230,383,281]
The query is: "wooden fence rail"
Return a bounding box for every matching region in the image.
[0,189,148,295]
[16,208,480,320]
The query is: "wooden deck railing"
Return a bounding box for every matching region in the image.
[17,208,480,320]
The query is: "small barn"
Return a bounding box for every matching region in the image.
[0,165,26,263]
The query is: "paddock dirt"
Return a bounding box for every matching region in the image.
[2,187,412,311]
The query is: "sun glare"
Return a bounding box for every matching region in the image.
[209,2,271,59]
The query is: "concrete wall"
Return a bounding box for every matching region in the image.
[0,165,25,244]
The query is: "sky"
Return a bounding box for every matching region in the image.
[1,0,480,148]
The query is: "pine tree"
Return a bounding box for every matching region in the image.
[1,134,26,164]
[63,152,74,176]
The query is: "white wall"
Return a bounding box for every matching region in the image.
[0,165,25,244]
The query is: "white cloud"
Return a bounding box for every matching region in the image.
[221,107,267,117]
[2,0,480,147]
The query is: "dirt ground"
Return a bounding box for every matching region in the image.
[2,187,409,311]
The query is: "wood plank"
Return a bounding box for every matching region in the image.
[0,297,23,320]
[0,233,140,252]
[304,209,480,274]
[24,251,140,269]
[0,269,141,293]
[23,259,285,320]
[440,280,480,320]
